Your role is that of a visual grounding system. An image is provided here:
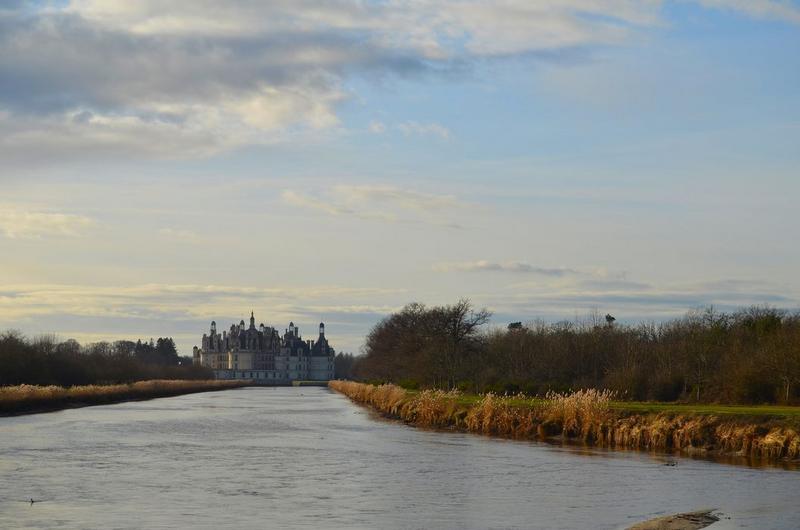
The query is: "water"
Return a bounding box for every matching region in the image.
[0,387,797,529]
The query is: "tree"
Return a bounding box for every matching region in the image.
[155,337,179,365]
[334,353,357,379]
[436,299,491,388]
[0,332,212,385]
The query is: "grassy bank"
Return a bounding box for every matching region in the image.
[0,379,250,416]
[329,381,800,462]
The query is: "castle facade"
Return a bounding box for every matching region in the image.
[192,312,335,382]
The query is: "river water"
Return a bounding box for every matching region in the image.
[0,387,797,529]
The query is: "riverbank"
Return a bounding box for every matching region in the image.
[0,380,250,416]
[329,381,800,463]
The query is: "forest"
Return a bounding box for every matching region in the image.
[350,300,800,404]
[0,332,212,386]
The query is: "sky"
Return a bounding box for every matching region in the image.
[1,0,799,355]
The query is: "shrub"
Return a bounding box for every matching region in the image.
[398,379,420,390]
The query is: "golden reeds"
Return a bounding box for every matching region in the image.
[541,389,614,440]
[329,381,800,462]
[0,379,249,414]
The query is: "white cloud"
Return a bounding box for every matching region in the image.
[280,190,354,217]
[1,1,798,163]
[157,227,201,241]
[424,274,799,331]
[0,207,94,239]
[281,185,470,227]
[433,260,579,276]
[397,121,451,140]
[0,110,227,163]
[229,83,344,131]
[0,283,405,321]
[0,282,407,353]
[333,185,465,210]
[369,120,387,134]
[64,1,656,51]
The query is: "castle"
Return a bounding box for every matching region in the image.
[192,312,335,382]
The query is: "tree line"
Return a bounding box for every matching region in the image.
[350,300,800,404]
[0,332,213,386]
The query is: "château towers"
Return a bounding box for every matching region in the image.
[192,312,335,382]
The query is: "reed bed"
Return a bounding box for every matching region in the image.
[329,380,800,462]
[0,379,249,415]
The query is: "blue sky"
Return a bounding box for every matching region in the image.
[1,1,799,354]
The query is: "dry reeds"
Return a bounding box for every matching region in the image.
[329,381,800,462]
[408,389,463,427]
[0,379,249,414]
[541,389,614,441]
[464,393,529,436]
[328,380,408,415]
[328,380,464,426]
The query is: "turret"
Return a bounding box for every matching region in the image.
[250,311,256,329]
[319,322,325,337]
[210,321,217,335]
[289,321,295,336]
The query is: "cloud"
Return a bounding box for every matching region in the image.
[2,277,796,355]
[0,282,405,353]
[0,207,94,239]
[434,260,579,276]
[4,1,795,164]
[281,185,471,228]
[397,121,451,140]
[333,185,466,210]
[157,227,201,242]
[0,7,382,162]
[0,110,229,163]
[481,277,799,323]
[368,120,450,139]
[697,0,800,24]
[280,190,354,217]
[0,283,404,321]
[62,1,656,55]
[369,121,387,134]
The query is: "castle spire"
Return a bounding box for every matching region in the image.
[250,311,256,329]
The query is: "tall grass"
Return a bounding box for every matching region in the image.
[542,389,614,439]
[0,379,249,414]
[409,388,463,427]
[329,381,800,462]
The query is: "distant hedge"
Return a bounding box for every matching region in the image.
[352,301,800,404]
[0,332,213,386]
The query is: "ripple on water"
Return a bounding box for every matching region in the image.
[0,387,798,530]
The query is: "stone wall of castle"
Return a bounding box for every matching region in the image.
[192,313,335,382]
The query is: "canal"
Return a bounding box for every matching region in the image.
[0,387,797,529]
